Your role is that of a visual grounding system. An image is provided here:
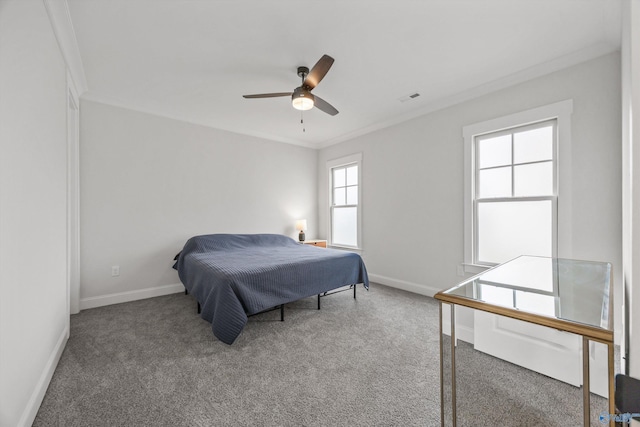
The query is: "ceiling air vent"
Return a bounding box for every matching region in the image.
[398,93,421,103]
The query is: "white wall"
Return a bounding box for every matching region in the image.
[318,52,622,337]
[0,1,70,426]
[79,100,318,306]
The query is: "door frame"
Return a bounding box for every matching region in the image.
[67,72,80,318]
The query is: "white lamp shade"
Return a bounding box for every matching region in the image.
[295,219,307,231]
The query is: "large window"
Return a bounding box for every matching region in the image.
[475,121,556,265]
[464,100,573,271]
[328,153,362,248]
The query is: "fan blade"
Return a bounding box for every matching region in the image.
[243,92,292,99]
[313,95,339,116]
[303,55,334,90]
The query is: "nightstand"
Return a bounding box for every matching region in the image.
[302,239,327,248]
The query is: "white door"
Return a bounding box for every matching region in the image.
[474,312,609,397]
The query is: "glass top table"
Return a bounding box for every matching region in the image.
[434,255,614,426]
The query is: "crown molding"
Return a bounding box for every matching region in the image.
[317,42,618,149]
[80,92,322,149]
[80,42,616,152]
[43,0,88,95]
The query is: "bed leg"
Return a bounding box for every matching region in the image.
[354,284,356,299]
[184,288,188,295]
[280,304,284,321]
[197,302,201,314]
[317,294,321,310]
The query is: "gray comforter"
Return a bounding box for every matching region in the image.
[173,234,369,344]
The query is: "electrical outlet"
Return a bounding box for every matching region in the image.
[111,265,120,277]
[456,265,465,277]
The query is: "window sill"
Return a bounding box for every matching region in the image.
[463,263,492,274]
[328,244,362,254]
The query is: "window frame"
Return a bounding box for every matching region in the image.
[463,100,573,273]
[327,153,362,250]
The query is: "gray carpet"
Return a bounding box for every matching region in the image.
[33,284,608,426]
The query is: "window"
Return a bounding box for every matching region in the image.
[475,121,556,265]
[464,100,573,271]
[328,153,362,248]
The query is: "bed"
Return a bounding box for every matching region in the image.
[173,233,369,344]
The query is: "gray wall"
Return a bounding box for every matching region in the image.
[0,1,70,425]
[318,52,622,337]
[79,100,318,304]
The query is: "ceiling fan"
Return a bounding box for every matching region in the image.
[243,54,339,116]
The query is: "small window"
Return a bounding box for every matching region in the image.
[328,154,362,248]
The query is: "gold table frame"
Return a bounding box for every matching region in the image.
[434,257,614,427]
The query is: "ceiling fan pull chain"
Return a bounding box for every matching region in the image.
[301,110,305,132]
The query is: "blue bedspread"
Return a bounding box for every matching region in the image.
[173,234,369,344]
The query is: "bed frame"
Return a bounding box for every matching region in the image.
[185,283,356,320]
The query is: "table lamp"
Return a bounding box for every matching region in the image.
[295,219,307,242]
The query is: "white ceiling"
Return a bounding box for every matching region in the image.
[67,0,621,148]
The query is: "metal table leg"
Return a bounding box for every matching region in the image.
[440,302,444,426]
[583,336,590,427]
[607,341,615,427]
[439,302,457,427]
[451,303,457,427]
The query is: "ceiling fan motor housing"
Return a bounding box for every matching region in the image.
[297,66,310,79]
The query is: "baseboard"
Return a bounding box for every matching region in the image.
[18,325,68,427]
[456,325,475,344]
[368,273,441,298]
[80,283,184,310]
[440,322,475,345]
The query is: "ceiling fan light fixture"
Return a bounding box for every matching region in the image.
[292,88,314,111]
[243,55,337,116]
